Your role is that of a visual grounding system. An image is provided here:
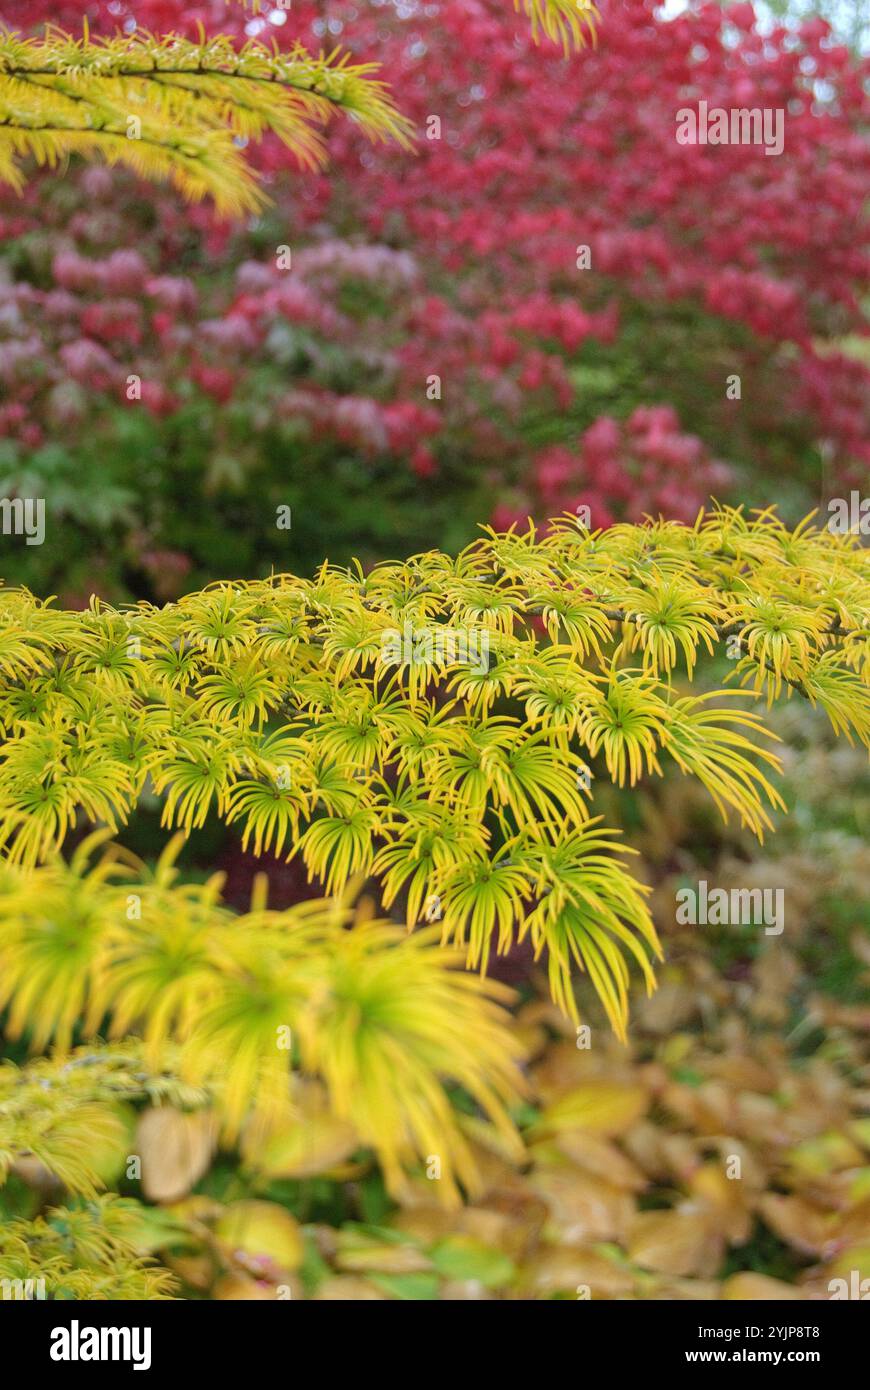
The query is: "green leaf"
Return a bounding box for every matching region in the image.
[429,1236,516,1287]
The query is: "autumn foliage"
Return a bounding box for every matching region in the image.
[0,1,868,1306]
[0,0,867,601]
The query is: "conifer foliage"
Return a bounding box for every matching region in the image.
[3,508,865,1290]
[0,846,525,1204]
[1,509,867,1046]
[0,24,414,213]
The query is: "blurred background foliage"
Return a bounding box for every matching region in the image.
[0,0,867,603]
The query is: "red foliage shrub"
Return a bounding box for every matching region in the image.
[2,0,867,528]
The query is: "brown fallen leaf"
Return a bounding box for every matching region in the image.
[136,1106,217,1204]
[705,1055,778,1092]
[530,1164,634,1245]
[213,1273,300,1300]
[721,1272,808,1300]
[164,1252,214,1291]
[689,1162,753,1244]
[628,1206,723,1278]
[635,981,700,1034]
[519,1246,637,1299]
[757,1194,833,1256]
[549,1131,647,1191]
[623,1122,700,1185]
[660,1079,734,1133]
[646,1277,722,1301]
[390,1206,462,1246]
[830,1198,870,1249]
[529,1040,640,1104]
[313,1277,389,1300]
[335,1235,432,1275]
[803,1243,870,1299]
[471,1190,550,1260]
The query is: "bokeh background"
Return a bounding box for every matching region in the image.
[0,0,868,1299]
[2,0,868,605]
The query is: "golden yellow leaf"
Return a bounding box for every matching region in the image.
[246,1113,359,1180]
[532,1081,649,1139]
[784,1132,864,1178]
[215,1200,303,1271]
